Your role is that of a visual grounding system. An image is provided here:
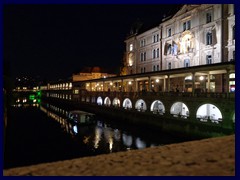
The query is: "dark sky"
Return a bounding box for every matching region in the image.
[4,4,182,81]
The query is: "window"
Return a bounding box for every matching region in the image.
[184,59,190,67]
[206,32,212,45]
[153,34,159,43]
[141,52,146,61]
[140,53,143,62]
[233,51,235,61]
[183,20,191,31]
[130,44,133,51]
[144,67,146,72]
[157,48,159,58]
[168,62,171,69]
[233,25,235,40]
[157,65,159,71]
[153,65,156,71]
[167,44,172,54]
[140,39,145,47]
[153,49,156,59]
[183,22,186,31]
[187,21,191,30]
[168,28,171,37]
[206,55,212,64]
[206,12,212,23]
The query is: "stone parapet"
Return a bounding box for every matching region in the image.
[4,135,235,176]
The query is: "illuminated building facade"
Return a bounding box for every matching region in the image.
[124,4,235,93]
[125,4,235,73]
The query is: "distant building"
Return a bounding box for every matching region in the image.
[72,66,116,82]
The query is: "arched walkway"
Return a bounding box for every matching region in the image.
[123,98,132,109]
[135,99,147,112]
[170,102,189,118]
[196,104,223,123]
[150,100,165,115]
[104,97,111,106]
[112,98,120,107]
[97,96,103,105]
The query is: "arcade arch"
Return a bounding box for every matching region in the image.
[97,96,103,105]
[135,99,147,112]
[112,98,120,107]
[123,98,132,109]
[196,104,222,123]
[170,102,189,118]
[150,100,165,115]
[104,97,111,106]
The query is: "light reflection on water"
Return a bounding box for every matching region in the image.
[40,103,152,153]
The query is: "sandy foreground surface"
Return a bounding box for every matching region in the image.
[3,134,235,176]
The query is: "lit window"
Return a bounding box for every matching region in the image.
[229,73,235,79]
[130,44,133,51]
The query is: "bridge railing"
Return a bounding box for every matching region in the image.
[84,91,235,99]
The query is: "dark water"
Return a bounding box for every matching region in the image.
[4,101,194,169]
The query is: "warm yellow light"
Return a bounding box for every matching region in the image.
[128,81,132,85]
[199,76,204,81]
[156,79,159,83]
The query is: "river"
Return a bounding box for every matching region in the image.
[4,100,195,169]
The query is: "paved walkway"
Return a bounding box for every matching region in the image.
[4,135,235,176]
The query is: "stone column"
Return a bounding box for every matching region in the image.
[167,75,170,92]
[226,69,230,97]
[148,77,151,92]
[121,79,123,92]
[163,76,166,92]
[192,72,195,95]
[207,73,210,92]
[134,79,138,92]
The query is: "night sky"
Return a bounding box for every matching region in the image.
[4,4,182,81]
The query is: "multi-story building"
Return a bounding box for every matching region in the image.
[125,4,235,73]
[124,4,235,93]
